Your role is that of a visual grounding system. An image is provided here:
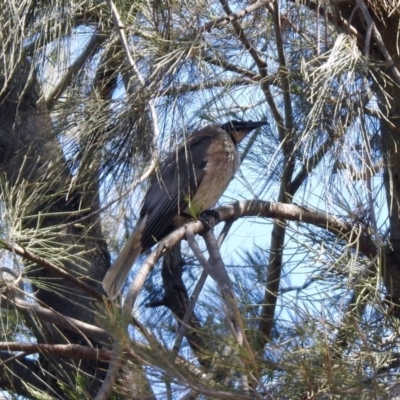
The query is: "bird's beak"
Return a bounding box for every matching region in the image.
[231,121,268,143]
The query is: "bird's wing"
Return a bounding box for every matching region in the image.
[139,129,214,249]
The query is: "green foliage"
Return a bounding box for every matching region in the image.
[1,0,400,398]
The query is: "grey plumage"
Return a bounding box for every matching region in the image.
[103,120,267,299]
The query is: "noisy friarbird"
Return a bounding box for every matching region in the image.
[103,120,267,299]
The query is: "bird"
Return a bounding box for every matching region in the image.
[103,120,267,299]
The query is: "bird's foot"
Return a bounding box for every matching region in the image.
[199,210,220,231]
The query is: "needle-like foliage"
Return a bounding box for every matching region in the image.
[1,0,400,399]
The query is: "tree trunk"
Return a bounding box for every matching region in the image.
[0,65,110,396]
[336,1,400,315]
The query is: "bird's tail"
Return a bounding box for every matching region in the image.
[102,216,147,300]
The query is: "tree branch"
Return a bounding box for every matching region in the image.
[201,0,271,32]
[121,200,376,314]
[1,295,111,344]
[46,33,106,110]
[106,0,160,147]
[355,0,400,82]
[202,54,261,81]
[0,240,105,302]
[218,0,284,131]
[0,352,49,398]
[0,342,114,361]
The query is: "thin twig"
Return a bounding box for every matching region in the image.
[202,54,261,81]
[218,0,284,136]
[203,230,259,381]
[0,342,114,361]
[0,295,111,343]
[98,2,162,396]
[172,269,208,358]
[106,0,160,146]
[201,0,271,32]
[46,33,106,110]
[0,241,104,301]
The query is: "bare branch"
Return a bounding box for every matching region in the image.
[272,0,293,137]
[257,1,297,347]
[202,54,261,81]
[93,349,121,400]
[125,200,377,306]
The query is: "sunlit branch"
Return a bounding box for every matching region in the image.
[119,200,376,316]
[94,349,121,400]
[173,221,238,368]
[203,229,259,387]
[186,226,246,347]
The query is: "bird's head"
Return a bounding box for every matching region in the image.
[220,120,268,143]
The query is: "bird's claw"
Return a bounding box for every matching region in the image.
[199,210,220,231]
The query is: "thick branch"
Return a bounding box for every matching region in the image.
[122,200,376,313]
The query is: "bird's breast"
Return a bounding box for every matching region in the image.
[187,137,239,211]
